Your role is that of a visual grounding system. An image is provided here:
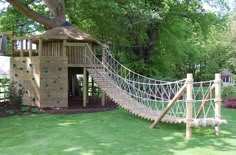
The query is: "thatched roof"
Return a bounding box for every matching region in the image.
[42,26,102,45]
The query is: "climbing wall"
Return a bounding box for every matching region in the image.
[40,56,68,107]
[10,57,40,106]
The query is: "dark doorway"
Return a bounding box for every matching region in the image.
[68,67,83,107]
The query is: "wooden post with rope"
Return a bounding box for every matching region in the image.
[186,73,193,139]
[214,73,222,136]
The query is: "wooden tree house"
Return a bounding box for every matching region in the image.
[10,26,103,107]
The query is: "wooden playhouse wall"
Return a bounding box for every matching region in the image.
[10,57,40,106]
[10,56,68,107]
[40,56,68,107]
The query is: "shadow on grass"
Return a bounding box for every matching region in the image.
[0,108,235,155]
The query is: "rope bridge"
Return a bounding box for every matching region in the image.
[85,44,227,138]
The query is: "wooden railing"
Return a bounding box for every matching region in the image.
[11,35,68,57]
[0,83,9,102]
[11,35,100,67]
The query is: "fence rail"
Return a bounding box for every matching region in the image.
[0,84,9,101]
[0,76,10,102]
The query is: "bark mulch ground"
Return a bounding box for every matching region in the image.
[0,96,118,117]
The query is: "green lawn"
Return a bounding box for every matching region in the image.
[0,107,235,155]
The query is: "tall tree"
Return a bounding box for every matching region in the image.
[1,0,230,80]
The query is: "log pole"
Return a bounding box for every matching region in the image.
[186,73,193,139]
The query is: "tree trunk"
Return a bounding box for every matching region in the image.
[132,23,158,62]
[6,0,66,29]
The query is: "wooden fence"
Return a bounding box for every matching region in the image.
[0,76,10,102]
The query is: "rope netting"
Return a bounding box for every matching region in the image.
[85,44,218,123]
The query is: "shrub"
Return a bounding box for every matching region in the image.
[5,109,15,115]
[222,86,234,98]
[20,106,30,112]
[224,99,236,109]
[229,98,236,101]
[31,108,40,113]
[8,81,24,108]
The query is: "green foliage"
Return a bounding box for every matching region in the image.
[9,81,24,108]
[65,0,229,80]
[20,106,30,112]
[0,0,47,35]
[5,109,15,115]
[222,86,236,98]
[31,107,40,113]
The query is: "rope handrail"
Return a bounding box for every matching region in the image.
[103,47,170,84]
[86,44,162,100]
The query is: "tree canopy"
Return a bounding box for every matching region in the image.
[0,0,234,80]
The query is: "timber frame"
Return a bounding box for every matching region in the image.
[8,27,106,108]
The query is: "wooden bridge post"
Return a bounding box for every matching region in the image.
[91,78,95,97]
[71,74,76,97]
[83,67,88,107]
[214,73,222,136]
[86,71,89,104]
[20,40,23,57]
[38,39,42,57]
[62,40,66,57]
[186,73,193,139]
[102,45,105,64]
[29,39,32,57]
[102,91,106,106]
